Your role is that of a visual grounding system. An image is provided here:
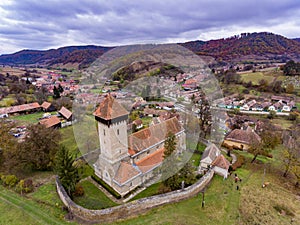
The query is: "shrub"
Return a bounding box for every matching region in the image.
[196,174,203,179]
[91,174,121,199]
[3,175,18,188]
[16,179,34,194]
[73,184,84,197]
[231,155,245,171]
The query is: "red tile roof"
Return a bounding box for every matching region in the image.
[128,117,183,154]
[59,106,72,120]
[136,147,165,173]
[41,101,51,110]
[39,116,61,128]
[212,155,230,170]
[114,162,141,185]
[93,94,129,120]
[225,127,261,145]
[0,102,40,115]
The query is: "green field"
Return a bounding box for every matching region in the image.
[12,112,48,125]
[240,72,275,85]
[0,185,74,225]
[115,175,241,225]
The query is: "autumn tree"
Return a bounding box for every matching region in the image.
[55,145,80,198]
[282,125,300,186]
[18,124,61,170]
[35,87,49,104]
[286,83,295,94]
[0,120,18,173]
[195,93,211,150]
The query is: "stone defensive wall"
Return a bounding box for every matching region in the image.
[56,169,214,223]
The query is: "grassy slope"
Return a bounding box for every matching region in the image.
[114,175,241,225]
[0,185,74,225]
[73,180,118,209]
[240,72,273,85]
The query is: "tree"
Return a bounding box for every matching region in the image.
[272,80,283,94]
[267,110,276,119]
[53,86,61,99]
[282,148,298,177]
[55,146,80,198]
[286,83,294,94]
[248,141,265,163]
[0,120,18,173]
[18,124,61,170]
[282,125,300,186]
[35,87,49,104]
[195,93,211,149]
[58,84,64,93]
[156,88,161,99]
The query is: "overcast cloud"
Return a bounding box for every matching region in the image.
[0,0,300,54]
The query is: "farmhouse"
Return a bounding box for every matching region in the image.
[58,106,72,121]
[223,126,261,150]
[200,143,221,170]
[93,94,186,197]
[39,116,61,129]
[41,101,56,112]
[0,102,41,116]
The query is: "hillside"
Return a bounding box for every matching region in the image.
[1,32,300,69]
[180,32,300,62]
[0,45,112,69]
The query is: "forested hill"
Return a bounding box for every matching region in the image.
[0,45,112,69]
[1,32,300,68]
[180,32,300,62]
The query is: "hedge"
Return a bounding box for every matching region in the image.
[91,174,121,199]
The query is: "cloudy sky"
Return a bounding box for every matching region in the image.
[0,0,300,54]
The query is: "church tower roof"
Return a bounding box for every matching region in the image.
[93,94,129,120]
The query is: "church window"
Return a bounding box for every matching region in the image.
[103,129,106,136]
[117,129,119,135]
[147,150,150,154]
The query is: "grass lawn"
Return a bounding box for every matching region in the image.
[240,72,274,85]
[0,185,73,225]
[189,152,201,167]
[131,182,162,201]
[239,164,300,224]
[271,118,294,129]
[296,102,300,111]
[90,88,103,94]
[115,175,241,225]
[12,112,47,125]
[73,180,118,209]
[59,125,80,157]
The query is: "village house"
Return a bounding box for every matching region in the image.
[93,94,186,197]
[200,143,221,170]
[0,102,41,116]
[223,126,261,150]
[41,101,56,112]
[211,155,230,178]
[132,119,143,130]
[39,116,61,129]
[58,106,72,121]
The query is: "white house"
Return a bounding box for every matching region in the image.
[282,105,291,112]
[200,143,221,169]
[211,155,230,178]
[268,105,276,111]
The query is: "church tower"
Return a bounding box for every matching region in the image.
[93,94,129,185]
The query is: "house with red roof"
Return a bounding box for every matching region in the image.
[93,94,186,197]
[211,155,230,178]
